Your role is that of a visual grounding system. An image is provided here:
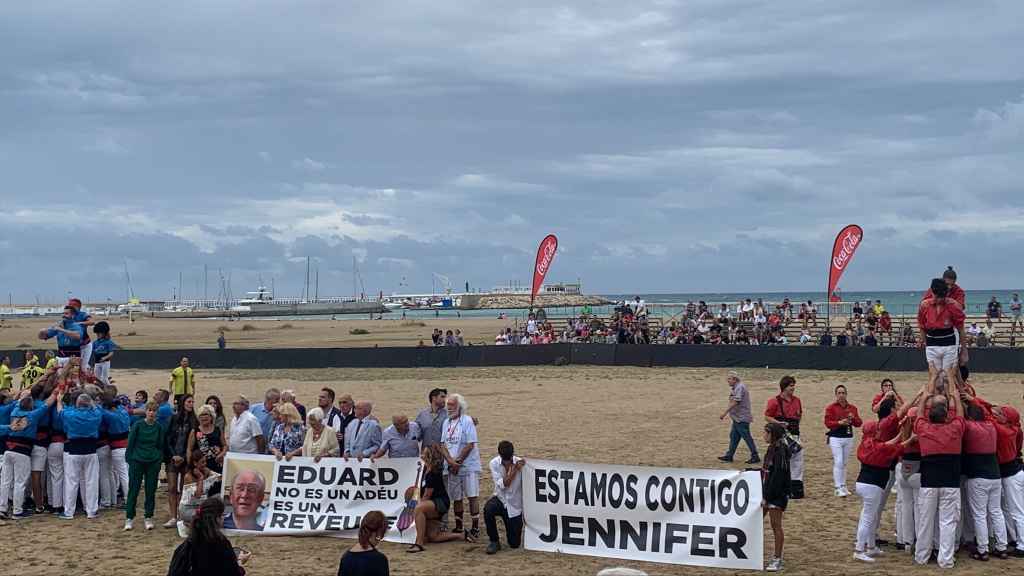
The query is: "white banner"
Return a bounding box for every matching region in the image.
[523,459,763,571]
[221,453,423,542]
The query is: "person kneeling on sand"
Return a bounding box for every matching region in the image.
[406,445,463,553]
[485,440,525,555]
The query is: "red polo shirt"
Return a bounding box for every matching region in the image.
[916,415,965,456]
[917,298,966,332]
[963,419,997,454]
[824,402,862,437]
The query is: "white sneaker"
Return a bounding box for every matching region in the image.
[144,518,155,531]
[766,557,783,571]
[163,518,177,528]
[837,487,849,497]
[123,519,133,531]
[867,547,884,557]
[854,551,875,563]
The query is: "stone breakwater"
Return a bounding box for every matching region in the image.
[462,293,612,310]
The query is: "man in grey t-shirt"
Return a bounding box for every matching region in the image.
[415,387,448,449]
[718,371,759,464]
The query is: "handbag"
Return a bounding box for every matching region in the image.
[784,432,803,455]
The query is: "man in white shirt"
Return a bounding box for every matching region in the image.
[228,395,265,454]
[440,393,482,540]
[484,440,524,555]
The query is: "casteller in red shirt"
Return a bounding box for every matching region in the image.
[824,402,862,438]
[765,394,802,435]
[915,414,965,488]
[994,406,1023,477]
[923,283,966,308]
[918,297,965,347]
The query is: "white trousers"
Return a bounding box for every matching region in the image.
[855,482,885,551]
[31,445,47,472]
[967,477,1007,554]
[875,470,895,540]
[47,442,64,508]
[915,487,960,568]
[0,451,32,515]
[1001,471,1024,551]
[93,361,110,385]
[790,440,804,482]
[109,447,129,503]
[829,437,853,489]
[63,452,99,518]
[897,461,921,546]
[80,341,93,368]
[97,445,112,507]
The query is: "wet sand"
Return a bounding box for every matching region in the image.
[12,365,1023,575]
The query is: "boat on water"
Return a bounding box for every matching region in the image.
[151,285,385,318]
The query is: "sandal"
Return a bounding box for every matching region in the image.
[970,551,989,562]
[993,550,1010,560]
[405,544,425,553]
[465,527,480,542]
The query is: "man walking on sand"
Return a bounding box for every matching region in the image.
[719,371,760,464]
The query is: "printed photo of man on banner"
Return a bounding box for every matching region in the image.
[222,453,422,542]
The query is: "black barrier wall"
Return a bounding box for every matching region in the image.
[4,345,1024,373]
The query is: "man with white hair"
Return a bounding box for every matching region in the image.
[229,395,265,455]
[343,401,382,460]
[57,391,104,519]
[441,393,482,540]
[280,389,306,422]
[719,371,759,464]
[373,415,421,459]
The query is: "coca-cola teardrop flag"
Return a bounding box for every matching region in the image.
[531,234,559,306]
[828,225,863,302]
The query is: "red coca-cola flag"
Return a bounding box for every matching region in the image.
[531,234,559,306]
[828,225,863,302]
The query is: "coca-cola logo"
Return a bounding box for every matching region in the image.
[832,230,860,271]
[536,240,557,275]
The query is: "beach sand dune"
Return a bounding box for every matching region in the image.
[14,366,1021,575]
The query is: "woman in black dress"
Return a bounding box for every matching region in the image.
[338,510,390,576]
[762,422,791,572]
[406,445,463,552]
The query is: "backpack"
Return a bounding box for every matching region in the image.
[167,541,193,576]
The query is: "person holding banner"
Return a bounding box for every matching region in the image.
[762,422,791,572]
[303,407,341,461]
[765,376,804,499]
[484,440,524,555]
[441,393,482,541]
[408,445,463,552]
[825,385,862,497]
[343,401,382,461]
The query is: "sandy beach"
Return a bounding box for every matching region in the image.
[0,316,512,351]
[10,365,1022,576]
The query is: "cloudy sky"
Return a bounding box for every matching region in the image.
[1,1,1022,303]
